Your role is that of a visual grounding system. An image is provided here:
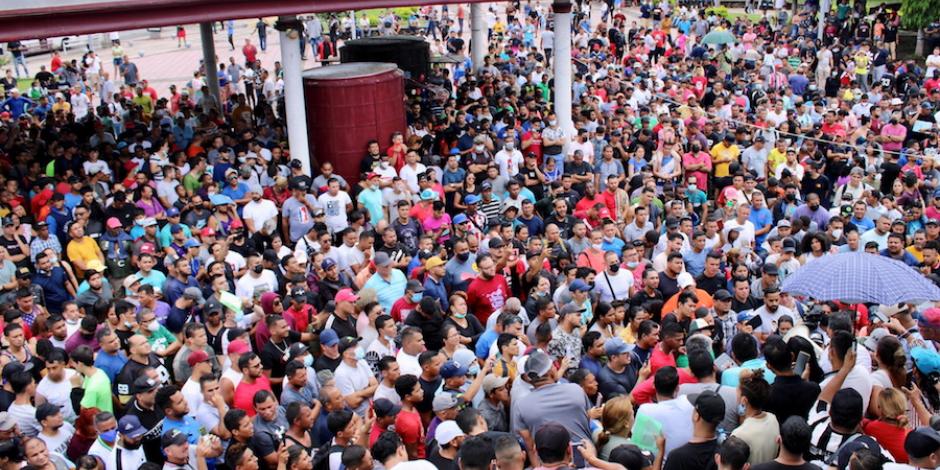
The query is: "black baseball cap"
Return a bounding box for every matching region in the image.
[692,391,726,425]
[714,289,733,301]
[609,444,654,470]
[132,376,160,394]
[373,398,402,418]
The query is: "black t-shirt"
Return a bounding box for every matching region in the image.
[126,400,166,464]
[663,440,719,470]
[731,295,762,313]
[260,331,301,379]
[0,234,27,268]
[879,161,902,195]
[115,355,171,399]
[658,272,680,300]
[314,354,341,372]
[751,462,821,470]
[766,375,821,424]
[695,273,725,295]
[417,376,443,414]
[115,328,134,351]
[427,449,458,470]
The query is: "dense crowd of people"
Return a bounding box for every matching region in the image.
[0,1,940,470]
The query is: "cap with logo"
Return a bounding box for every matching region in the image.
[440,361,469,379]
[118,415,148,439]
[161,428,189,448]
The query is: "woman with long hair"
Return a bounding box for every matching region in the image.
[595,396,635,460]
[443,292,484,351]
[587,302,617,340]
[862,388,911,463]
[66,407,100,462]
[872,335,908,391]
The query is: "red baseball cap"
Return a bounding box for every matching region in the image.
[186,350,210,367]
[226,339,251,355]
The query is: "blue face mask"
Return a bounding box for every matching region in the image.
[468,364,481,376]
[411,293,423,303]
[354,347,366,361]
[100,429,118,443]
[737,403,747,417]
[303,355,313,367]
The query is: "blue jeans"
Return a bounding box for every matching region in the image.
[13,56,28,78]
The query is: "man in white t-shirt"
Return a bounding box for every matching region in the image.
[594,251,634,303]
[494,137,524,180]
[242,192,279,234]
[36,351,78,423]
[398,151,427,193]
[235,255,279,299]
[631,366,694,456]
[317,179,353,234]
[333,337,379,417]
[35,404,75,456]
[722,204,757,249]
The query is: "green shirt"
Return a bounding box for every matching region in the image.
[183,171,203,195]
[141,325,177,354]
[80,369,113,413]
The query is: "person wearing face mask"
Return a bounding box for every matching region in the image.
[333,336,379,417]
[86,412,119,466]
[494,137,523,180]
[103,415,148,470]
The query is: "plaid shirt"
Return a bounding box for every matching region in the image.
[29,236,62,263]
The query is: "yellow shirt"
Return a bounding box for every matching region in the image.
[619,325,639,344]
[907,246,924,263]
[854,52,870,75]
[67,236,103,278]
[768,148,787,174]
[710,142,740,178]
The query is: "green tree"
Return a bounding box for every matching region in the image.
[901,0,940,56]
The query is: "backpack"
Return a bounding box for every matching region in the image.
[311,442,346,470]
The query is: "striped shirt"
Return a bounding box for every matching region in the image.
[29,235,62,262]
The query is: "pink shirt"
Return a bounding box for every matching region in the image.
[881,124,907,152]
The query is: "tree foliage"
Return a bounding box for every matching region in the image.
[900,0,940,30]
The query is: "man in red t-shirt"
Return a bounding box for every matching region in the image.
[649,322,685,374]
[232,352,272,416]
[393,374,426,459]
[242,38,258,66]
[466,254,510,326]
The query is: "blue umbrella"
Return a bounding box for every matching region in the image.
[781,252,940,304]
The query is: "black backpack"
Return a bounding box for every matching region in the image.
[311,442,346,470]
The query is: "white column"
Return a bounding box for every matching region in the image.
[279,16,311,176]
[199,22,220,112]
[350,11,358,39]
[553,1,575,135]
[470,3,486,72]
[817,0,830,41]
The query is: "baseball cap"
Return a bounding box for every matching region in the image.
[406,279,425,293]
[139,243,157,255]
[689,318,714,335]
[836,435,884,470]
[132,376,160,394]
[523,350,553,379]
[534,422,571,452]
[290,286,307,300]
[85,259,106,273]
[605,337,634,356]
[182,287,205,306]
[106,217,122,229]
[782,238,797,253]
[487,237,505,249]
[319,329,340,347]
[464,194,481,204]
[665,216,679,229]
[440,361,469,379]
[879,304,910,317]
[432,393,464,412]
[692,390,726,425]
[161,428,189,448]
[762,264,779,276]
[736,311,756,323]
[419,189,439,201]
[904,427,940,460]
[425,256,445,270]
[374,251,393,267]
[911,347,940,375]
[928,218,940,226]
[335,288,359,304]
[714,289,732,301]
[227,339,251,355]
[122,274,141,290]
[338,336,362,354]
[677,272,695,289]
[200,227,217,238]
[321,258,337,270]
[920,307,940,329]
[863,328,890,352]
[560,303,587,317]
[139,217,157,227]
[435,421,465,446]
[169,224,183,234]
[35,403,61,422]
[569,279,591,292]
[186,349,210,367]
[184,239,201,249]
[165,207,180,217]
[118,415,148,439]
[289,343,309,359]
[482,374,510,394]
[481,181,493,190]
[609,444,654,470]
[452,349,477,371]
[453,214,469,225]
[15,267,30,279]
[373,398,401,418]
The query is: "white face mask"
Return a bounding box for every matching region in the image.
[831,229,843,239]
[147,321,160,333]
